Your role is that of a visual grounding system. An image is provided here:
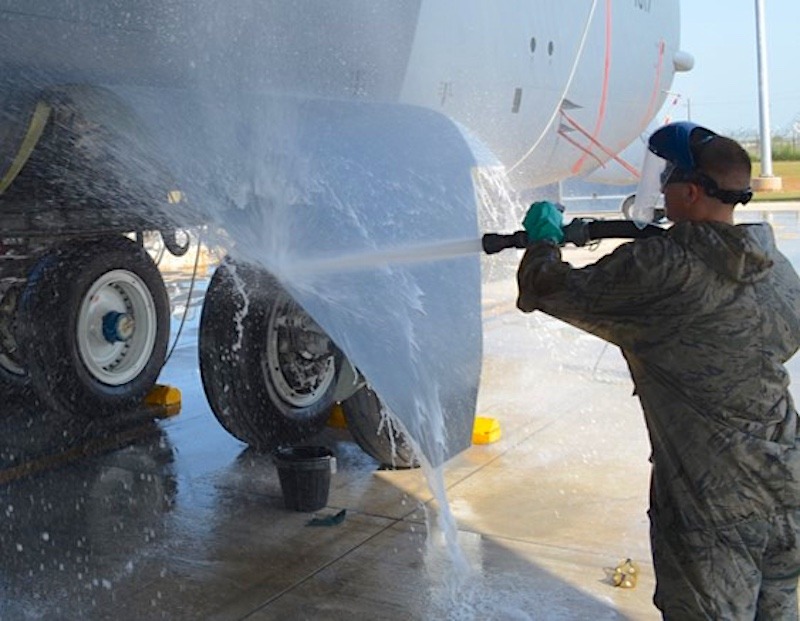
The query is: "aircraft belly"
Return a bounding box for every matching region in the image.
[0,0,683,194]
[0,1,422,100]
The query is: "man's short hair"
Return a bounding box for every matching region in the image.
[693,134,752,183]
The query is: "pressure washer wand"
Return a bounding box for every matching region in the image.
[481,219,666,255]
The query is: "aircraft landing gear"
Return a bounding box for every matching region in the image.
[15,236,170,415]
[198,259,344,452]
[198,259,420,466]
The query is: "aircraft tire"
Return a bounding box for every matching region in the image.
[17,236,170,415]
[0,359,29,393]
[0,371,32,406]
[342,386,418,469]
[199,260,342,452]
[0,284,31,392]
[621,194,665,223]
[0,373,30,409]
[621,194,636,220]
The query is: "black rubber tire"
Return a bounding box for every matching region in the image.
[0,372,32,410]
[622,194,665,223]
[0,361,28,392]
[621,194,636,220]
[0,284,31,391]
[17,236,170,416]
[0,374,33,407]
[342,386,419,469]
[198,260,343,452]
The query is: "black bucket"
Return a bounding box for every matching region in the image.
[274,446,335,512]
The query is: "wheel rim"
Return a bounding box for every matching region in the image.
[77,269,158,386]
[264,294,336,408]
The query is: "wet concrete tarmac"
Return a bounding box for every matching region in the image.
[2,207,800,620]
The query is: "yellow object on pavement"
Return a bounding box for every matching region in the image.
[472,416,501,444]
[144,384,182,418]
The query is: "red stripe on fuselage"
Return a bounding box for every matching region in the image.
[643,39,666,125]
[570,0,612,174]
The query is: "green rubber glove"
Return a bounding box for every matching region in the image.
[522,201,564,244]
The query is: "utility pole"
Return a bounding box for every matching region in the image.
[753,0,782,191]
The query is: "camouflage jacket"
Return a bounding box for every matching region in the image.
[517,221,800,529]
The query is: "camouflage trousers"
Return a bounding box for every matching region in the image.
[651,510,800,620]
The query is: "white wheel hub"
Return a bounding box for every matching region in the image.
[77,269,158,386]
[265,295,336,408]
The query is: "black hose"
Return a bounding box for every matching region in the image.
[161,229,191,257]
[482,219,666,254]
[579,220,666,243]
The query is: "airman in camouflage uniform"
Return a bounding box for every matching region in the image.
[516,123,800,620]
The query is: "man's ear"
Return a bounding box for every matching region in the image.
[686,182,703,204]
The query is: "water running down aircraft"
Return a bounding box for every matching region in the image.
[0,0,689,465]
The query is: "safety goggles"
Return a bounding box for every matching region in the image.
[660,165,753,206]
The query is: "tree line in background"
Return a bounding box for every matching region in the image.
[733,117,800,162]
[743,138,800,162]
